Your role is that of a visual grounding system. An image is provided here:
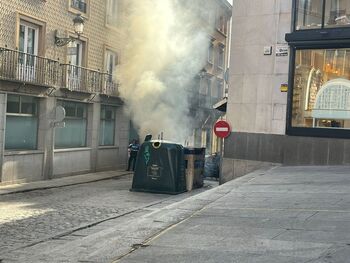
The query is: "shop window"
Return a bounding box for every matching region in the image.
[100,105,116,146]
[296,0,350,30]
[292,48,350,130]
[325,0,350,27]
[55,101,87,148]
[286,1,350,138]
[106,0,118,26]
[5,95,38,150]
[296,0,323,29]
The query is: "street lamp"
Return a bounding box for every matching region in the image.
[55,14,85,47]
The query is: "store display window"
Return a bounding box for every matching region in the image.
[296,0,350,30]
[292,48,350,129]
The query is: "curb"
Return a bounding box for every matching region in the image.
[0,170,133,196]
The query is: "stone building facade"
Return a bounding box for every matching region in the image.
[189,0,232,155]
[0,0,129,184]
[223,0,350,183]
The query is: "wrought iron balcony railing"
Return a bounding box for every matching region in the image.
[0,47,119,96]
[0,47,61,87]
[61,64,102,93]
[101,73,119,96]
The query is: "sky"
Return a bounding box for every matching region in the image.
[227,0,232,4]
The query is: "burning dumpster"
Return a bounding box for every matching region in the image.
[184,147,205,191]
[131,140,186,194]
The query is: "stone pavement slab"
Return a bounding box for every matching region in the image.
[118,166,350,263]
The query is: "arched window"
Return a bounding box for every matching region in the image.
[312,79,350,121]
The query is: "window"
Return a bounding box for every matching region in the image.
[296,0,350,30]
[296,0,323,29]
[216,14,227,35]
[218,45,225,69]
[106,0,118,26]
[18,21,39,81]
[66,39,85,90]
[19,21,39,57]
[292,48,350,130]
[5,95,38,150]
[215,79,224,99]
[105,49,118,75]
[208,43,214,64]
[286,1,350,137]
[55,101,87,148]
[67,40,83,67]
[199,76,210,95]
[71,0,87,13]
[100,105,116,146]
[325,0,350,28]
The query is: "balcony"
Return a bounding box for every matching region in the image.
[61,64,101,93]
[101,73,119,96]
[0,47,118,96]
[0,47,61,87]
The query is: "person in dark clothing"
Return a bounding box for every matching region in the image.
[127,139,140,171]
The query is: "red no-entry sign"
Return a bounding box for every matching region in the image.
[214,120,231,138]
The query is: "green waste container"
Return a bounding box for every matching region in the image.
[131,140,186,194]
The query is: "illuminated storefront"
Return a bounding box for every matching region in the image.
[286,0,350,138]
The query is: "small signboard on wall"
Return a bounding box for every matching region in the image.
[276,44,289,57]
[263,46,272,55]
[280,84,288,92]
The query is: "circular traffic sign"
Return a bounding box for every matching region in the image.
[214,120,231,138]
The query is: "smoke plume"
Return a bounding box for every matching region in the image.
[117,0,210,143]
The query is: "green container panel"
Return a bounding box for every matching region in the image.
[131,141,186,194]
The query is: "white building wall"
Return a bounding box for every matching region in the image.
[227,0,292,135]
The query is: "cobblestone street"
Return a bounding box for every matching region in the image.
[0,175,218,262]
[0,175,177,254]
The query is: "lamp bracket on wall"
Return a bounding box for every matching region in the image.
[54,30,79,47]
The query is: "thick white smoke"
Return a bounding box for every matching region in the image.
[117,0,210,143]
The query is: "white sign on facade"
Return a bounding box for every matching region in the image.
[263,46,272,55]
[276,44,289,56]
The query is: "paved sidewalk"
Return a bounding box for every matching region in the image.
[117,166,350,263]
[2,166,350,262]
[0,170,132,195]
